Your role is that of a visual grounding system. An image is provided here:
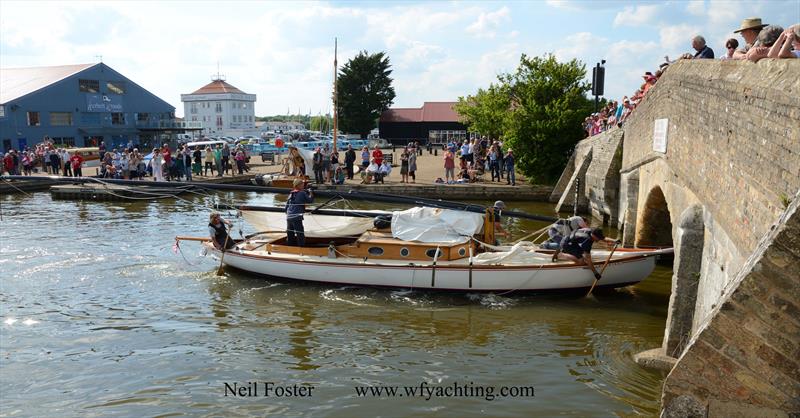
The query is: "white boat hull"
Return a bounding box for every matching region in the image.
[207,245,660,292]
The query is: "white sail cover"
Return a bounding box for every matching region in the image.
[297,148,316,177]
[391,207,483,244]
[241,210,376,238]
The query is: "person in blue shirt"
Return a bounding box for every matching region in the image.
[552,228,620,281]
[286,178,314,246]
[504,149,516,186]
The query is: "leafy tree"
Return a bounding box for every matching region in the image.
[337,51,396,138]
[454,83,509,141]
[310,115,332,133]
[455,54,593,183]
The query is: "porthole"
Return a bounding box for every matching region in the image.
[368,247,384,256]
[400,247,410,257]
[426,248,443,259]
[458,247,466,257]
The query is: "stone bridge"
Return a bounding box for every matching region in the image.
[551,59,799,417]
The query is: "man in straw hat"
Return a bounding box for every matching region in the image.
[733,17,768,59]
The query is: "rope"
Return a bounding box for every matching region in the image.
[1,179,34,196]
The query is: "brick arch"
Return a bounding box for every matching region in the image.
[636,186,673,247]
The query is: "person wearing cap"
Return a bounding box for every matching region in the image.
[208,212,234,251]
[286,178,314,247]
[733,17,768,59]
[541,216,588,250]
[492,201,511,241]
[552,227,621,280]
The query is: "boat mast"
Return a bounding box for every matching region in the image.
[333,38,338,150]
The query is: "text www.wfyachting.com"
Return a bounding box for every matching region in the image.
[354,381,535,401]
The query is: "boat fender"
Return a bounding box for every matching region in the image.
[327,242,337,259]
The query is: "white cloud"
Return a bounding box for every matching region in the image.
[554,32,608,61]
[466,6,511,39]
[686,0,706,16]
[612,4,661,27]
[659,24,702,55]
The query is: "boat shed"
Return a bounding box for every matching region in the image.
[0,63,196,151]
[378,102,468,146]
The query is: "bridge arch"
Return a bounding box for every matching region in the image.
[636,186,673,248]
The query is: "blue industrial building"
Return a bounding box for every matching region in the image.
[0,63,199,152]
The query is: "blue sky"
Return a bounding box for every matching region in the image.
[1,0,797,117]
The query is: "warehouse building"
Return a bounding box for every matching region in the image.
[378,102,468,146]
[0,62,194,151]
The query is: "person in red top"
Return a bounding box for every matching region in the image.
[3,153,13,175]
[70,152,84,177]
[371,146,383,166]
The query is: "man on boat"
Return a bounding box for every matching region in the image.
[541,216,588,250]
[286,178,314,246]
[552,228,620,280]
[209,213,235,251]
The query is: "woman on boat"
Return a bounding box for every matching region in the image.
[286,178,314,247]
[208,212,234,250]
[541,216,588,250]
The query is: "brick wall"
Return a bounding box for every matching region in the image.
[621,59,800,257]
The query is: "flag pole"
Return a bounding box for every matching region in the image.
[333,37,338,151]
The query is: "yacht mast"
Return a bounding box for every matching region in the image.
[333,38,338,150]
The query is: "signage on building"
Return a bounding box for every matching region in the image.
[86,94,124,112]
[653,118,668,153]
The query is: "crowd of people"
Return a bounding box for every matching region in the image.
[438,137,516,186]
[584,17,799,139]
[1,139,86,177]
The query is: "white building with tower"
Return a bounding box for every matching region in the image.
[181,75,257,137]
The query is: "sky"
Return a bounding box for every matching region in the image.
[1,0,797,118]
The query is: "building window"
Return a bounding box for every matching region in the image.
[0,105,5,118]
[136,113,149,122]
[111,113,126,125]
[51,137,76,147]
[106,81,125,95]
[80,113,101,125]
[215,102,222,113]
[27,111,40,126]
[50,112,73,126]
[191,116,197,121]
[242,103,247,109]
[190,103,197,114]
[216,116,223,128]
[79,79,100,93]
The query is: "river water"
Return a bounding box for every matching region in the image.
[0,191,671,417]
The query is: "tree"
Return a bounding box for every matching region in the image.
[502,54,593,183]
[336,51,396,138]
[454,83,509,140]
[454,53,593,183]
[310,115,332,133]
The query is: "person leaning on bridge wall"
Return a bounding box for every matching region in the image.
[767,24,800,59]
[732,17,767,59]
[720,38,740,60]
[680,35,715,59]
[747,25,785,62]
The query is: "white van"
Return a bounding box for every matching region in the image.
[186,140,250,159]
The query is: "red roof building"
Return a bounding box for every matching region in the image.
[379,102,467,145]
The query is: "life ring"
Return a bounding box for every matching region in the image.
[275,138,285,148]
